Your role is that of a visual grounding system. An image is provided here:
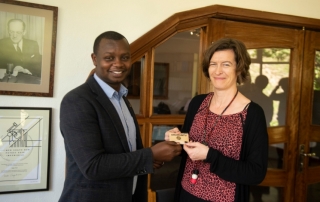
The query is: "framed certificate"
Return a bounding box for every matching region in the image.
[0,107,51,193]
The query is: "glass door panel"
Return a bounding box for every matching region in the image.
[243,48,290,127]
[309,142,320,167]
[240,48,290,173]
[250,186,284,202]
[153,30,201,115]
[313,51,320,125]
[307,182,320,202]
[125,56,145,114]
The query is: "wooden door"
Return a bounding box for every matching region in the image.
[295,30,320,201]
[207,19,305,202]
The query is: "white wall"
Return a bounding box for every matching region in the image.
[1,0,320,201]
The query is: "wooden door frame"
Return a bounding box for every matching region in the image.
[296,30,320,201]
[130,5,320,64]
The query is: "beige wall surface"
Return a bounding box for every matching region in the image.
[1,0,320,201]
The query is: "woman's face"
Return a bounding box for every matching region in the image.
[208,49,238,91]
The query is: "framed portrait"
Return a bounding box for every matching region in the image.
[0,1,58,97]
[125,61,169,99]
[0,107,52,194]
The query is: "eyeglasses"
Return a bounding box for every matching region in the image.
[9,31,24,35]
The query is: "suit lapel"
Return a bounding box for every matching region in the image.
[87,76,131,152]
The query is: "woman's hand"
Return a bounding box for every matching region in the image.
[164,127,181,141]
[183,142,209,161]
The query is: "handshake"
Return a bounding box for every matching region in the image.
[151,141,182,169]
[151,127,209,169]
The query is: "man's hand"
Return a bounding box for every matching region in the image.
[151,141,182,162]
[153,160,164,169]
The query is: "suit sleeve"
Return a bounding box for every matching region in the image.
[60,89,154,180]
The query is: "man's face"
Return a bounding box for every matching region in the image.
[91,38,131,91]
[8,21,25,44]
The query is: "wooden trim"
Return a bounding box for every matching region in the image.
[261,169,287,186]
[307,167,320,184]
[131,5,320,62]
[136,115,185,125]
[268,127,287,144]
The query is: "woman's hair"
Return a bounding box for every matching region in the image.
[202,38,251,84]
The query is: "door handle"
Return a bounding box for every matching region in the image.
[299,144,317,172]
[301,153,316,157]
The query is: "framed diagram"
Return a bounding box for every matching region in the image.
[0,1,58,97]
[0,107,52,194]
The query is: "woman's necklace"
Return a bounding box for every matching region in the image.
[190,90,238,185]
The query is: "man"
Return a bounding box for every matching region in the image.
[0,18,42,77]
[59,31,182,202]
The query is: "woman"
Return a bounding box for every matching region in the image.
[165,38,268,202]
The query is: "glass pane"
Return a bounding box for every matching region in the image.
[309,142,320,167]
[312,51,320,125]
[239,48,290,127]
[152,125,173,144]
[153,29,201,115]
[124,57,145,114]
[262,48,290,62]
[250,186,284,202]
[151,125,182,191]
[268,144,285,169]
[307,182,320,202]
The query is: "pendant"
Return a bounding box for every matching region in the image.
[190,169,199,184]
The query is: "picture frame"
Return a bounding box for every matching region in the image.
[0,107,52,194]
[0,1,58,97]
[126,61,169,99]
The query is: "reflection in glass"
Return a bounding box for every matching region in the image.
[307,182,320,202]
[262,48,290,62]
[152,125,173,144]
[153,30,201,115]
[250,186,283,202]
[125,57,145,114]
[151,125,182,191]
[312,51,320,125]
[309,142,320,167]
[268,144,285,169]
[240,48,290,127]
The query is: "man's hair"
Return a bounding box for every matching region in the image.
[93,31,127,54]
[7,18,26,31]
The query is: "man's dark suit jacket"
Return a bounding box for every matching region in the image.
[0,37,42,77]
[59,76,153,202]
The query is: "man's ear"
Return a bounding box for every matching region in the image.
[91,53,97,66]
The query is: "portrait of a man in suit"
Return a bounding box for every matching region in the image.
[0,18,42,78]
